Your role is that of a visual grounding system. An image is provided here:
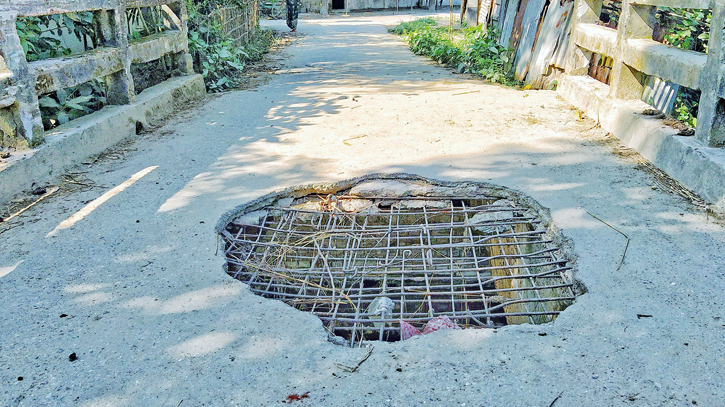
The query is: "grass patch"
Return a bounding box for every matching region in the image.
[389,19,519,87]
[388,17,438,35]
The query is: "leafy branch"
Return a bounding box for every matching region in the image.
[16,12,95,62]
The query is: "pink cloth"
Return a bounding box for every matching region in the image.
[422,315,460,334]
[399,320,422,340]
[399,315,461,340]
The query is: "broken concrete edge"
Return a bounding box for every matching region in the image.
[215,172,586,298]
[0,74,205,203]
[558,75,725,214]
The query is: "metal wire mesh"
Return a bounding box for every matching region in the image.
[221,195,575,346]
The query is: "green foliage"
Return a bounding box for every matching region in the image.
[388,18,437,35]
[189,28,249,91]
[15,12,104,130]
[16,12,95,62]
[657,8,710,53]
[394,20,518,86]
[38,80,107,130]
[16,18,63,62]
[650,8,709,127]
[460,25,515,85]
[672,88,699,129]
[187,0,274,92]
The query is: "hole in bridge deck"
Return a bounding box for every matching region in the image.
[219,176,581,346]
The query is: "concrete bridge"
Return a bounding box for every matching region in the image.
[1,11,724,406]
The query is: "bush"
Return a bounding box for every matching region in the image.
[388,17,437,35]
[187,0,276,92]
[394,20,519,86]
[38,80,107,130]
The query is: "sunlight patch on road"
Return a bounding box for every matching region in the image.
[79,394,130,407]
[0,260,23,279]
[64,283,111,293]
[122,283,243,314]
[527,182,584,192]
[169,331,237,358]
[73,291,114,305]
[551,207,604,230]
[439,168,509,179]
[47,166,158,237]
[64,283,115,305]
[157,171,217,212]
[238,335,286,359]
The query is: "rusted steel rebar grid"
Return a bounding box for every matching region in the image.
[219,177,578,346]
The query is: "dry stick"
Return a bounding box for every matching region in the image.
[548,391,564,407]
[452,90,480,96]
[0,223,18,236]
[587,212,629,270]
[335,345,374,373]
[1,186,59,224]
[342,135,367,145]
[61,175,104,189]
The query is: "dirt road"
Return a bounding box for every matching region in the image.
[1,10,724,406]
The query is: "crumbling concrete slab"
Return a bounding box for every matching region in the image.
[0,74,205,202]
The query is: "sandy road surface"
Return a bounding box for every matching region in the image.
[1,10,724,407]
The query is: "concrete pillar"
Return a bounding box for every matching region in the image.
[171,1,194,74]
[609,1,655,100]
[104,4,134,105]
[695,2,725,147]
[0,11,44,146]
[563,0,602,74]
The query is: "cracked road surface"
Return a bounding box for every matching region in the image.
[2,11,725,406]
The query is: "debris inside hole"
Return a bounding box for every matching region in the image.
[218,175,581,346]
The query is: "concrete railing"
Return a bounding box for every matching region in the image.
[0,0,194,146]
[563,0,724,148]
